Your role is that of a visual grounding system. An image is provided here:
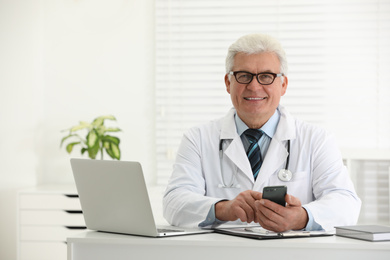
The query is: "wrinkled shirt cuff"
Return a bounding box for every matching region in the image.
[303,205,323,231]
[198,201,226,227]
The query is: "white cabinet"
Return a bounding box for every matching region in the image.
[17,185,86,260]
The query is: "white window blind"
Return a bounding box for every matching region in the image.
[353,160,390,223]
[155,0,390,223]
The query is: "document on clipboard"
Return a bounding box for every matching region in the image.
[214,226,334,240]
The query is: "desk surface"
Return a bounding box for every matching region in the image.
[68,230,390,260]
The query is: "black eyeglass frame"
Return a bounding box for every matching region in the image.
[229,71,284,85]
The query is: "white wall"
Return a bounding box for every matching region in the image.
[0,0,155,259]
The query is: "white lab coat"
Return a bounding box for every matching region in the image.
[163,106,361,231]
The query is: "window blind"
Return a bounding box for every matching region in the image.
[353,160,390,223]
[155,0,390,223]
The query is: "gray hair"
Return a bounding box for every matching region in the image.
[225,34,288,78]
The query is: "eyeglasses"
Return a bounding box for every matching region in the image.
[229,71,283,85]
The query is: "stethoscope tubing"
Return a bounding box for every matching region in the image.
[219,139,291,186]
[285,140,290,170]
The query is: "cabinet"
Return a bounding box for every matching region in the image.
[17,185,86,260]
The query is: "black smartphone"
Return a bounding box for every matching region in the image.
[262,185,287,207]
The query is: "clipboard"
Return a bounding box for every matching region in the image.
[214,226,334,240]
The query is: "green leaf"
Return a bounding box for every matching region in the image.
[105,143,115,159]
[95,125,106,136]
[105,127,122,133]
[66,142,80,153]
[60,134,77,147]
[102,135,121,160]
[92,115,116,127]
[105,142,121,160]
[70,121,91,132]
[87,130,98,148]
[87,141,100,159]
[111,143,121,160]
[103,140,110,149]
[102,135,120,145]
[81,148,88,155]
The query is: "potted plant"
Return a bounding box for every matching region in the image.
[60,115,121,160]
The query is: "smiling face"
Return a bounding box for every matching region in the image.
[225,52,288,129]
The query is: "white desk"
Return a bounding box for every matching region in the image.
[67,230,390,260]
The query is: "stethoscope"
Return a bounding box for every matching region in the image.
[277,140,293,182]
[218,139,240,188]
[218,139,292,188]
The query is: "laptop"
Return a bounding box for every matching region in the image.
[70,158,212,237]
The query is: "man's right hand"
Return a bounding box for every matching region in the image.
[215,190,262,223]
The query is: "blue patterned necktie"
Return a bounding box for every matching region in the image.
[244,129,263,179]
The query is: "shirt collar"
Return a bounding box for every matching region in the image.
[235,109,280,138]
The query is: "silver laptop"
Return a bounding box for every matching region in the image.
[70,158,212,237]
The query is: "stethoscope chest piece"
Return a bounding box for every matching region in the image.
[278,169,293,182]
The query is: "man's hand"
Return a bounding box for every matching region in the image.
[254,194,308,232]
[215,190,262,223]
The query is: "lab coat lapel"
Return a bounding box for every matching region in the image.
[224,137,254,183]
[254,139,288,189]
[220,108,254,184]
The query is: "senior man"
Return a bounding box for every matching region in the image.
[163,33,361,232]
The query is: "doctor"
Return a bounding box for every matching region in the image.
[163,33,361,232]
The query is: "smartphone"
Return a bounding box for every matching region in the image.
[262,185,287,207]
